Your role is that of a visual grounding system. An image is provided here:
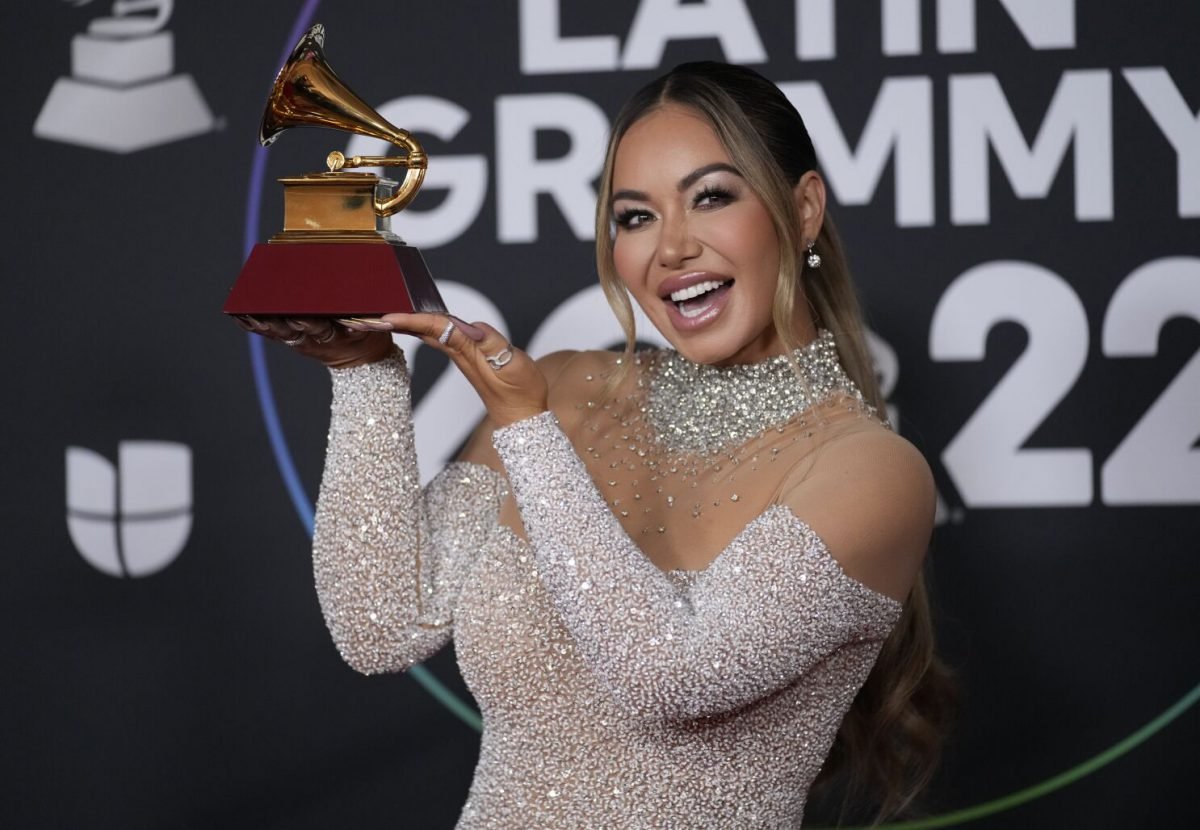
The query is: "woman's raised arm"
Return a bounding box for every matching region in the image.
[491,411,927,721]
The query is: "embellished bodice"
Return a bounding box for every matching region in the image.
[451,502,899,828]
[311,333,903,829]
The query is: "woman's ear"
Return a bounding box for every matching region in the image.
[793,171,826,245]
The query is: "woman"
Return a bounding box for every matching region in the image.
[242,62,950,827]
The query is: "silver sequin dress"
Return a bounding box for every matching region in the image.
[313,344,903,829]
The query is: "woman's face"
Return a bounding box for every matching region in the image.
[610,104,792,366]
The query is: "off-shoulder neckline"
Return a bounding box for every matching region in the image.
[458,455,906,619]
[667,504,905,613]
[449,450,906,616]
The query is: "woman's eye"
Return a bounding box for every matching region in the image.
[694,186,734,209]
[614,208,653,229]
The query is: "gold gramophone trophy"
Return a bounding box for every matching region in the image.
[223,24,446,317]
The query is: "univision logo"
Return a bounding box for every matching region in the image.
[65,441,193,577]
[34,0,215,153]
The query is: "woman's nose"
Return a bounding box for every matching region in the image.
[656,215,701,268]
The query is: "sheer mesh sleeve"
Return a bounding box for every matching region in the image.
[313,349,508,675]
[493,411,902,720]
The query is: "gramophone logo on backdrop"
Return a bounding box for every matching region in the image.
[65,441,193,578]
[34,0,214,153]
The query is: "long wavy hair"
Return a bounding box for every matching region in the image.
[594,62,955,821]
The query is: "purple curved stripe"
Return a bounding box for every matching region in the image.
[237,0,480,728]
[241,0,323,534]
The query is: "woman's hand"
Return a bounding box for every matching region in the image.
[235,312,548,426]
[372,312,548,428]
[234,315,393,369]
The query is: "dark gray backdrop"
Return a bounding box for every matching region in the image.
[4,1,1197,827]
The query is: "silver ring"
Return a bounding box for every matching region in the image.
[485,346,514,370]
[437,319,456,345]
[283,335,306,346]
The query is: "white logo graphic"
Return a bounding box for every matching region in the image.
[34,0,214,153]
[65,441,193,577]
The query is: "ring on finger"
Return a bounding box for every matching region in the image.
[437,319,456,345]
[485,346,514,370]
[313,328,337,344]
[283,334,306,347]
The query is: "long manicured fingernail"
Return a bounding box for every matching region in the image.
[452,317,485,341]
[344,316,394,331]
[239,315,270,331]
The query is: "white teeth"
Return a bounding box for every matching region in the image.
[669,280,727,302]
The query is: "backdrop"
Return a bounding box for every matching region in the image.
[5,1,1197,827]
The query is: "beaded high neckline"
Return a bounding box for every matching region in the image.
[640,329,866,456]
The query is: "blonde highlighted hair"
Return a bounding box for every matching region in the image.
[595,62,954,821]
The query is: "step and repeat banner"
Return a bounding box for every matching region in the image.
[5,1,1197,827]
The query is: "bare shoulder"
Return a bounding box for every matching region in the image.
[542,349,628,387]
[780,421,935,602]
[543,348,635,423]
[536,349,584,384]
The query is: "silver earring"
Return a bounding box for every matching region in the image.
[805,241,822,269]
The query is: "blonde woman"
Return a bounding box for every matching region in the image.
[242,61,951,827]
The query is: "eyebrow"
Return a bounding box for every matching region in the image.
[610,162,742,206]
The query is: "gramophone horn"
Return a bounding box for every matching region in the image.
[258,23,426,216]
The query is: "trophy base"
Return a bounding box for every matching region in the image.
[222,241,447,316]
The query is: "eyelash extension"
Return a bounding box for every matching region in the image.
[613,184,736,228]
[694,184,735,207]
[614,208,652,228]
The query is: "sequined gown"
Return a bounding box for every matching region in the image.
[313,333,903,829]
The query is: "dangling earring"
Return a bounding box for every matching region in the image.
[805,240,822,269]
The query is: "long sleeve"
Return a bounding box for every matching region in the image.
[313,349,508,675]
[492,411,902,720]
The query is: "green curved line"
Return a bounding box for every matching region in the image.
[410,664,482,731]
[823,679,1200,829]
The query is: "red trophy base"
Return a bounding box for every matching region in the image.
[222,241,447,317]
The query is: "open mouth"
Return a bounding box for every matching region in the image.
[669,279,733,318]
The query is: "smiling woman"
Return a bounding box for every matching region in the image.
[592,61,954,819]
[608,110,799,366]
[240,60,953,829]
